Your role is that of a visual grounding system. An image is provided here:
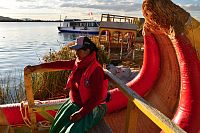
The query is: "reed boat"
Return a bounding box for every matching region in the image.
[1,0,200,133]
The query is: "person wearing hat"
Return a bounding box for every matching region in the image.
[24,36,108,133]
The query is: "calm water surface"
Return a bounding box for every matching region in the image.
[0,22,79,75]
[0,14,199,76]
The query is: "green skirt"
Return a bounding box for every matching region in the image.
[49,98,106,133]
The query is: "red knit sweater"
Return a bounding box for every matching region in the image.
[41,59,105,117]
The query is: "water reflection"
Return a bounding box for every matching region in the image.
[58,32,96,43]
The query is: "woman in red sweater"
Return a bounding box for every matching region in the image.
[25,36,108,133]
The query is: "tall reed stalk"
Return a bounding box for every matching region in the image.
[0,71,25,104]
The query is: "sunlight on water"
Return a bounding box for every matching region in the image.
[0,22,79,75]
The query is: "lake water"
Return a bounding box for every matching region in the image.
[0,14,199,76]
[0,22,80,75]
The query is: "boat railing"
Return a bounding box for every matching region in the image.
[100,14,140,25]
[24,67,186,133]
[103,69,186,133]
[24,68,66,132]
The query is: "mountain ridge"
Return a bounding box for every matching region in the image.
[0,16,62,22]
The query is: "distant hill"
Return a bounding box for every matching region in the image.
[0,16,23,22]
[0,16,62,22]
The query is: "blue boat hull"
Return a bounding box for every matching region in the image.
[58,27,99,35]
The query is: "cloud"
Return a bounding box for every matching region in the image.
[60,1,142,12]
[15,0,60,9]
[16,0,36,2]
[190,0,200,4]
[0,6,8,9]
[20,5,51,9]
[15,0,199,12]
[182,4,200,11]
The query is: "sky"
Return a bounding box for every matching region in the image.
[0,0,200,21]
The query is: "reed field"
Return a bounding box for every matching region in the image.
[0,45,110,104]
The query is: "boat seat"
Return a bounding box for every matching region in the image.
[104,108,126,133]
[88,119,112,133]
[0,126,14,133]
[88,108,126,133]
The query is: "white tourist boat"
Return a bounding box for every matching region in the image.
[58,18,100,34]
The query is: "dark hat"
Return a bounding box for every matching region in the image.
[69,36,92,50]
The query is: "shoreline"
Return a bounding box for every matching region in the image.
[0,20,62,22]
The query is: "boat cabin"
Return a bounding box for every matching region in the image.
[97,14,140,63]
[58,18,100,34]
[62,19,100,28]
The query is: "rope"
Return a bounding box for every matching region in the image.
[19,101,32,128]
[37,120,51,129]
[20,100,53,129]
